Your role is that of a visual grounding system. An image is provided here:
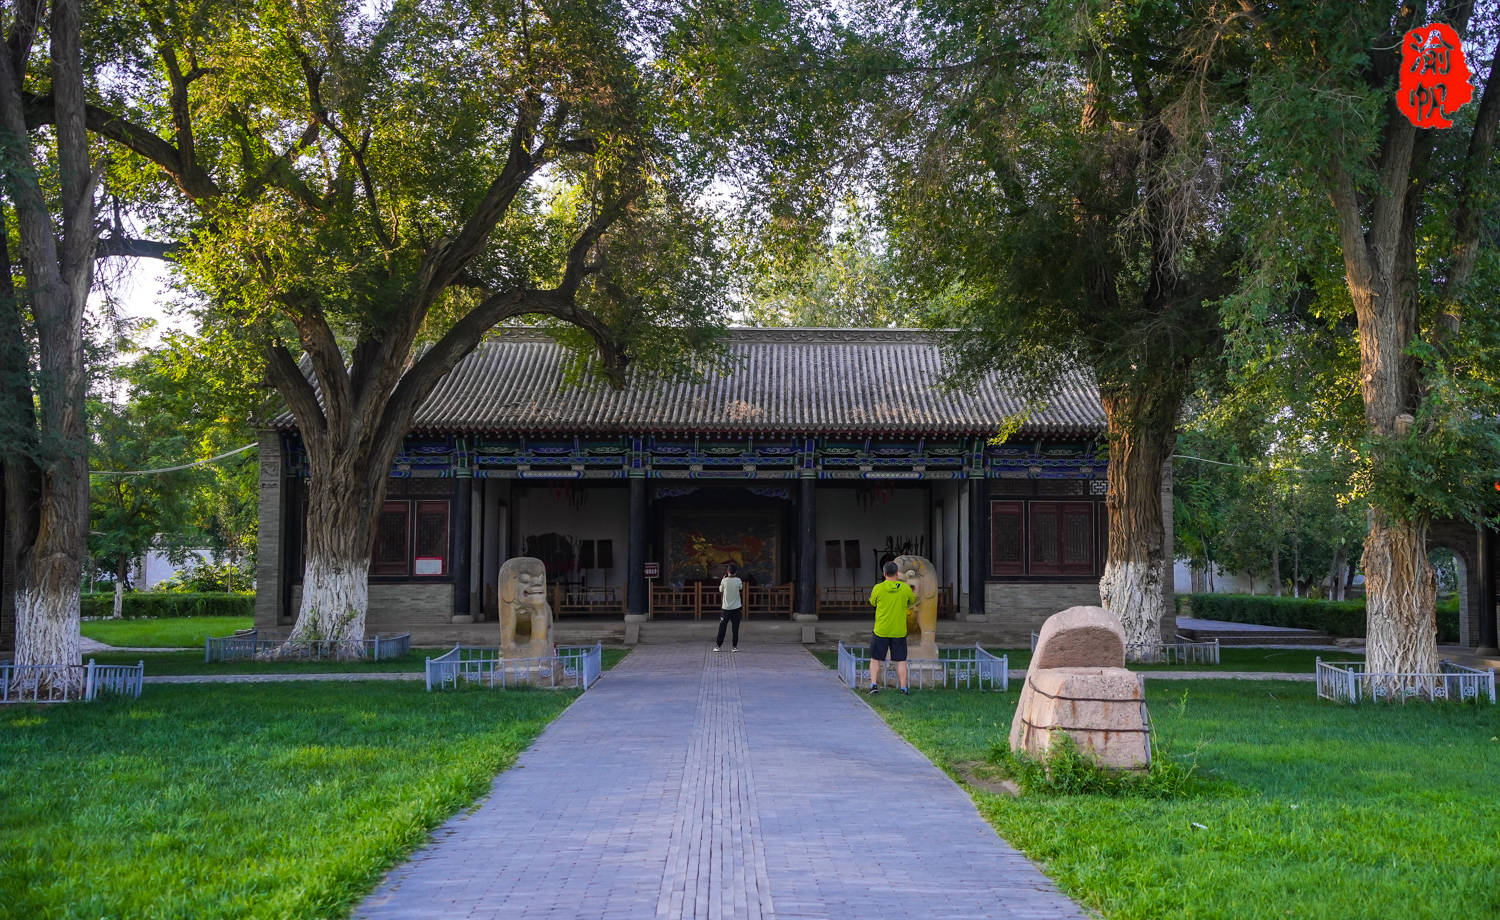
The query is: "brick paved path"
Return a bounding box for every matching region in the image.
[356,643,1087,920]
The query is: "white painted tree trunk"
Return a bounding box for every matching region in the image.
[286,554,371,657]
[12,586,82,696]
[1100,558,1165,655]
[1363,509,1438,693]
[1097,385,1177,661]
[112,579,123,619]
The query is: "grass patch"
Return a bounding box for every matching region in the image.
[997,646,1363,672]
[90,647,633,677]
[860,679,1500,919]
[813,646,1362,673]
[0,681,579,919]
[82,616,253,648]
[90,650,432,674]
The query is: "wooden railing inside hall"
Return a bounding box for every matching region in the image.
[649,583,796,619]
[550,585,624,618]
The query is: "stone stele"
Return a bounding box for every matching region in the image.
[498,557,553,660]
[1010,605,1151,770]
[892,554,940,658]
[1029,604,1126,670]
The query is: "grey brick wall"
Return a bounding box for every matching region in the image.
[288,583,454,630]
[983,583,1101,642]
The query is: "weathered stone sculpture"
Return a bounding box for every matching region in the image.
[1009,605,1151,770]
[498,557,552,660]
[893,554,940,659]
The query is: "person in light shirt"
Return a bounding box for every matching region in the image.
[714,563,744,652]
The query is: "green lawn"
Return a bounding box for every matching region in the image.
[81,616,254,648]
[814,646,1362,673]
[90,649,432,674]
[860,679,1500,919]
[0,682,579,919]
[91,647,632,676]
[1000,645,1364,673]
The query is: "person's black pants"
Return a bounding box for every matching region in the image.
[715,608,742,647]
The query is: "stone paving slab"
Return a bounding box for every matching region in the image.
[355,643,1089,920]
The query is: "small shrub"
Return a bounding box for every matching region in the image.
[156,558,254,593]
[81,592,254,619]
[1185,593,1461,643]
[987,734,1199,798]
[990,688,1201,798]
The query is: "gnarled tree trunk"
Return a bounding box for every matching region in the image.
[0,0,95,696]
[1362,508,1436,680]
[1098,381,1178,659]
[284,450,386,656]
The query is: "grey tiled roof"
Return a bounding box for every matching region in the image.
[272,328,1104,437]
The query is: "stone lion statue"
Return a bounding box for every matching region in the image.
[498,557,552,659]
[893,553,939,658]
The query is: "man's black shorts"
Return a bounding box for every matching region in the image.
[870,634,908,662]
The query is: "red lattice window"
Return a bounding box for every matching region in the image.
[371,501,411,577]
[412,500,450,576]
[990,501,1025,575]
[1029,502,1094,575]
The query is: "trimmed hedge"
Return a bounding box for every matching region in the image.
[1180,593,1460,643]
[81,592,254,620]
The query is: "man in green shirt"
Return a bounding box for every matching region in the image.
[867,560,915,694]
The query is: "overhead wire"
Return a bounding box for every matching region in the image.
[89,442,258,477]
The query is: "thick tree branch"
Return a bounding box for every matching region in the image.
[280,296,352,432]
[264,342,328,456]
[288,37,388,246]
[25,92,222,199]
[5,0,40,86]
[1327,159,1374,293]
[94,235,179,261]
[558,185,640,297]
[1444,52,1500,302]
[425,92,545,289]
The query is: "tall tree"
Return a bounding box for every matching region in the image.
[1243,1,1500,679]
[46,0,727,652]
[0,0,99,689]
[87,344,218,610]
[878,0,1250,653]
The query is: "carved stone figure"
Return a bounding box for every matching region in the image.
[498,557,552,660]
[893,554,940,658]
[1010,606,1151,770]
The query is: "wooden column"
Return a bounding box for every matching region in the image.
[481,480,501,618]
[968,477,987,617]
[468,480,482,615]
[1478,525,1498,655]
[451,477,472,621]
[280,471,297,624]
[797,475,816,616]
[627,474,647,615]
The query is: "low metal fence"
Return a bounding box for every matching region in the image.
[205,629,411,662]
[1,659,144,704]
[1315,658,1496,704]
[836,641,1007,691]
[425,642,604,692]
[1029,631,1221,665]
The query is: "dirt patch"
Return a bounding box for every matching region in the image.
[953,760,1020,797]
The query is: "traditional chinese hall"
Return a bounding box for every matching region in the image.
[254,328,1142,644]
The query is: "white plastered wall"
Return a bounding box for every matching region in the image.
[814,487,930,592]
[511,484,629,590]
